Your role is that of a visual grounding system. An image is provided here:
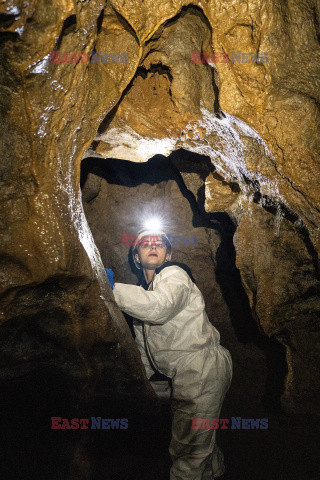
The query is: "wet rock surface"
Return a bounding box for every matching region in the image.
[1,0,319,412]
[1,0,320,478]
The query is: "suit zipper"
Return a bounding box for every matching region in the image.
[143,278,162,373]
[143,323,158,372]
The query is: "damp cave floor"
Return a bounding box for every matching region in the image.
[0,368,319,480]
[91,404,320,480]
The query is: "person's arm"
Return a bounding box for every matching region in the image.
[133,321,155,380]
[113,268,190,325]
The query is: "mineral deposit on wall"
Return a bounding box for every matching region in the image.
[1,0,319,413]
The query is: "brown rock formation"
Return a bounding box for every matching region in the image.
[1,0,319,429]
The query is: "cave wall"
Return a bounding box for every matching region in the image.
[81,153,270,414]
[1,0,319,413]
[81,155,233,335]
[233,202,320,413]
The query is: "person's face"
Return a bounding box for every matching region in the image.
[135,235,170,270]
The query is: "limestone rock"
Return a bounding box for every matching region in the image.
[1,0,320,415]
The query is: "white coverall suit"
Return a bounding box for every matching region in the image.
[113,265,232,480]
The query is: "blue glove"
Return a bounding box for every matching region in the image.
[105,268,114,290]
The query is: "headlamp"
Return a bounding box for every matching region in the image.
[143,217,162,232]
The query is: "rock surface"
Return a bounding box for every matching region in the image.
[0,0,319,416]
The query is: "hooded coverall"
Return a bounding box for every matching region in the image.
[113,265,232,480]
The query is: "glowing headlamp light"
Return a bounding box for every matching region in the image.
[143,217,162,232]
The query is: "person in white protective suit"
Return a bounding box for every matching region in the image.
[112,229,233,480]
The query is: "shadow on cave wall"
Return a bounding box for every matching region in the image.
[80,150,287,414]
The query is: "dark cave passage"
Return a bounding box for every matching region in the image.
[0,151,298,480]
[77,151,320,480]
[80,151,288,416]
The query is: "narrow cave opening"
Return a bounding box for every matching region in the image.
[80,149,288,416]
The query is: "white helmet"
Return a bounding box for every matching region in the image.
[132,229,172,270]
